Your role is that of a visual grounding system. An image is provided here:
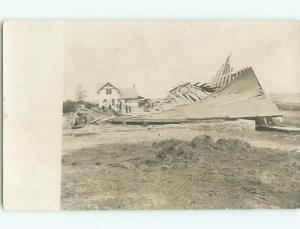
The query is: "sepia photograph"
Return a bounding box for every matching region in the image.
[60,21,300,210]
[2,0,300,227]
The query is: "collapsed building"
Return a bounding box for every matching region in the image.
[151,67,281,120]
[109,54,289,131]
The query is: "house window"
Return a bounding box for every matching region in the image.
[112,99,115,105]
[103,99,107,103]
[106,88,112,95]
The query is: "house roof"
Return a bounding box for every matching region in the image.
[119,87,139,99]
[97,82,120,93]
[97,82,140,98]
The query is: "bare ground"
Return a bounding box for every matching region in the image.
[61,112,300,209]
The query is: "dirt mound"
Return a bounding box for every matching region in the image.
[152,135,253,164]
[155,138,184,150]
[156,141,198,162]
[190,135,214,147]
[215,138,252,152]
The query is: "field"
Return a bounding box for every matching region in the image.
[61,112,300,209]
[270,93,300,111]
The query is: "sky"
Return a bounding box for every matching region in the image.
[63,21,300,102]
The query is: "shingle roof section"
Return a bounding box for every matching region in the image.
[119,87,139,99]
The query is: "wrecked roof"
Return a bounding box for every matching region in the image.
[139,67,282,120]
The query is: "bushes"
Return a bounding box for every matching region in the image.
[63,100,98,113]
[63,100,76,113]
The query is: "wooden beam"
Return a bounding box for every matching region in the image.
[89,115,115,124]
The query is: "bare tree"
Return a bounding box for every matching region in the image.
[75,84,87,102]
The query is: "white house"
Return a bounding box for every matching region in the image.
[97,82,141,113]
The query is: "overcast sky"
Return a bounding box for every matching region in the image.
[63,21,300,101]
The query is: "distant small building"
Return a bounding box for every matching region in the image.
[97,82,141,113]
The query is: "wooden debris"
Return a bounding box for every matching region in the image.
[89,115,115,124]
